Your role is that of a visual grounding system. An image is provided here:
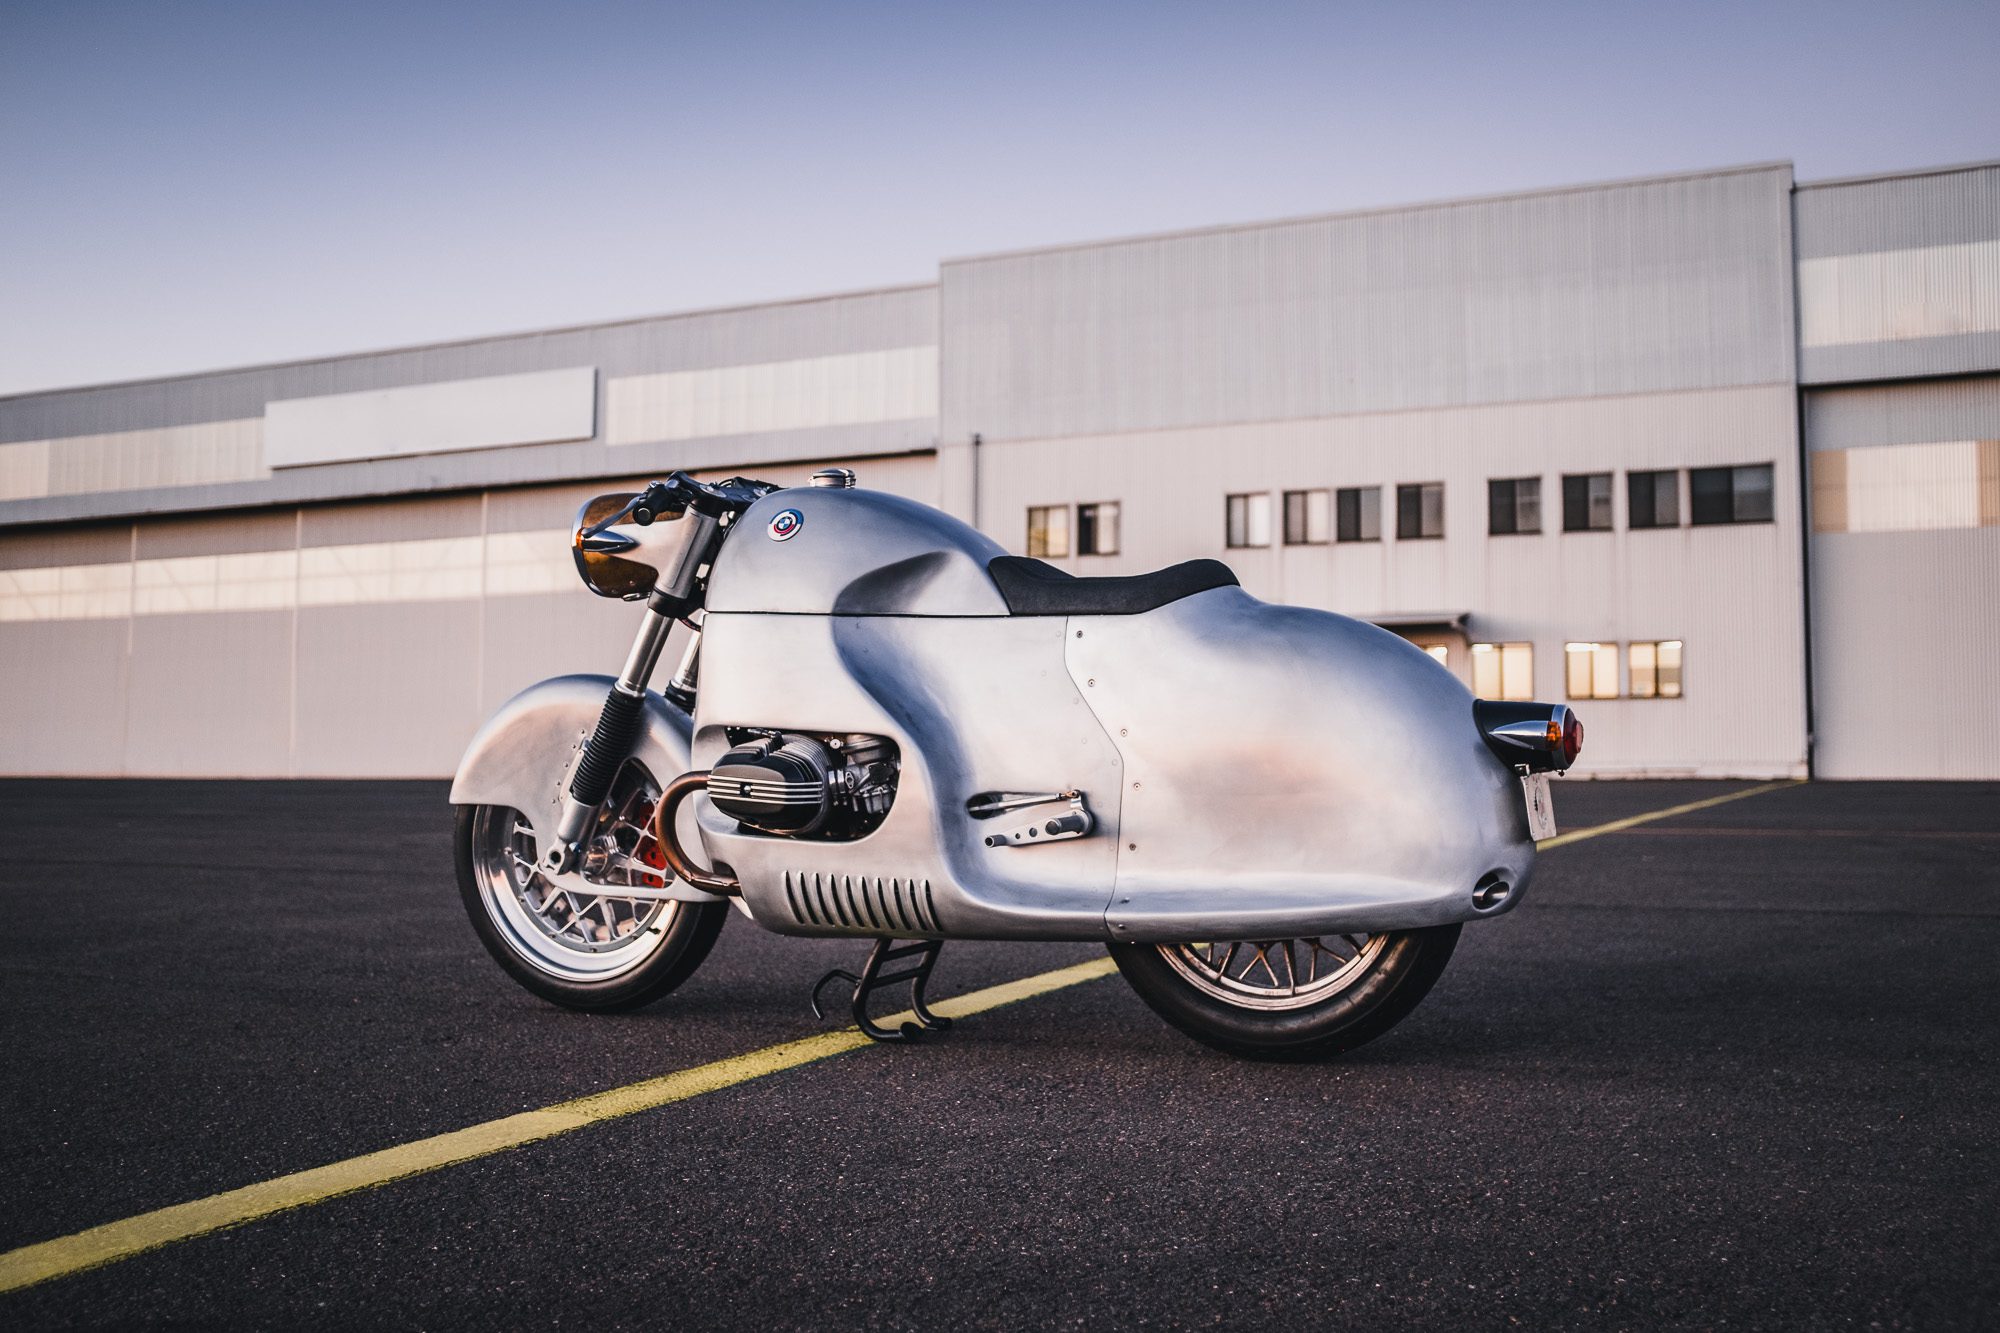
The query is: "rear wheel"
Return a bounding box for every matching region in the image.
[1108,925,1461,1060]
[455,766,726,1012]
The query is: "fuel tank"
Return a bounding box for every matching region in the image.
[705,487,1009,617]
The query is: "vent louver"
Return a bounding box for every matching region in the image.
[782,871,938,934]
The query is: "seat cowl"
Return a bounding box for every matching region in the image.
[986,556,1239,616]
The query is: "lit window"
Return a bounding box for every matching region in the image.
[1565,641,1620,699]
[1336,486,1381,542]
[1488,477,1542,536]
[1226,493,1272,548]
[1562,473,1613,532]
[1027,505,1069,558]
[1690,464,1775,525]
[1283,489,1330,545]
[1471,642,1534,700]
[1628,470,1680,529]
[1396,482,1444,540]
[1425,644,1449,668]
[1629,640,1684,698]
[1077,502,1120,556]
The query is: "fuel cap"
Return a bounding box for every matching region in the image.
[809,467,856,488]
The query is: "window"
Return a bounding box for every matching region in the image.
[1424,645,1450,668]
[1629,640,1684,698]
[1690,464,1775,525]
[1283,489,1330,545]
[1076,502,1120,556]
[1628,470,1681,529]
[1562,473,1613,532]
[1026,505,1069,558]
[1226,493,1272,548]
[1335,486,1381,542]
[1565,641,1620,699]
[1396,482,1444,540]
[1488,477,1542,535]
[1471,642,1534,700]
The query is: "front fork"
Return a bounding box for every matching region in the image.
[541,606,703,874]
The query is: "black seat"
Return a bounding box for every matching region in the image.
[987,556,1238,616]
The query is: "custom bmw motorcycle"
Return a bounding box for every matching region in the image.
[452,469,1581,1059]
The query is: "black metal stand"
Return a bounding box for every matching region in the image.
[811,938,953,1043]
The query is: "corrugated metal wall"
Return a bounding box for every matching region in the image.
[0,454,939,777]
[977,385,1808,777]
[939,165,1807,777]
[1795,163,2000,384]
[939,165,1796,450]
[0,284,939,525]
[12,159,2000,780]
[1805,375,2000,778]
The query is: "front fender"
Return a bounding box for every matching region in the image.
[451,676,708,890]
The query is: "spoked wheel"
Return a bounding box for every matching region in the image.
[1108,925,1461,1060]
[455,764,726,1012]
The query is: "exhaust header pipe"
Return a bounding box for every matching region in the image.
[650,771,742,894]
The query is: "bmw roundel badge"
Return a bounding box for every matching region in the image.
[767,508,805,542]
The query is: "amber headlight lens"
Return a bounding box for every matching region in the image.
[571,492,659,599]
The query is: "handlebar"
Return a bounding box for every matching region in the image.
[630,472,780,526]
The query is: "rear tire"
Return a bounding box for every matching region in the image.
[455,802,727,1013]
[1109,925,1461,1061]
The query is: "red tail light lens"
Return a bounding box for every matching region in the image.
[1562,711,1585,766]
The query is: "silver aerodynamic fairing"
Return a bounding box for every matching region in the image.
[690,488,1535,942]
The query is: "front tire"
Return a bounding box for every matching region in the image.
[455,799,727,1013]
[1109,926,1461,1061]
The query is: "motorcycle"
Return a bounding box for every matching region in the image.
[452,468,1582,1059]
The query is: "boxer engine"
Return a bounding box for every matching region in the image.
[705,730,900,841]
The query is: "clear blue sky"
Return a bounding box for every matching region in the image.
[2,0,1995,395]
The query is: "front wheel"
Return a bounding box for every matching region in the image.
[1108,926,1461,1061]
[454,773,727,1012]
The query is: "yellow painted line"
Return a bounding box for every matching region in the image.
[1536,779,1803,850]
[1,780,1805,1296]
[0,957,1117,1296]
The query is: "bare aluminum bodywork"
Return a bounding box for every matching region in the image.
[449,674,725,906]
[704,486,1009,617]
[674,487,1538,943]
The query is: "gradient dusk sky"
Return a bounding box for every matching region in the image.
[2,0,1995,394]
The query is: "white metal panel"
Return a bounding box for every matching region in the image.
[292,601,483,777]
[0,440,50,500]
[264,367,598,468]
[1804,375,2000,452]
[1799,239,2000,348]
[1795,161,2000,259]
[1810,528,2000,779]
[605,347,937,445]
[0,620,130,774]
[1795,162,2000,383]
[969,383,1807,778]
[1839,441,1984,532]
[1805,374,2000,779]
[2,285,937,525]
[124,611,294,776]
[0,419,266,498]
[941,165,1796,445]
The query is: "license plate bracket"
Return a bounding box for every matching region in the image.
[1522,771,1557,841]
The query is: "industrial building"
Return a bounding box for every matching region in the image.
[2,159,1995,780]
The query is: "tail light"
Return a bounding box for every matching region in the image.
[1474,700,1582,773]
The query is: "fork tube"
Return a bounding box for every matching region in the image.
[614,605,676,697]
[661,612,702,711]
[544,607,677,873]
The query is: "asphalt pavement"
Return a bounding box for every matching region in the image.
[1,777,1996,1330]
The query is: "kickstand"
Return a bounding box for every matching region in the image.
[811,938,953,1043]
